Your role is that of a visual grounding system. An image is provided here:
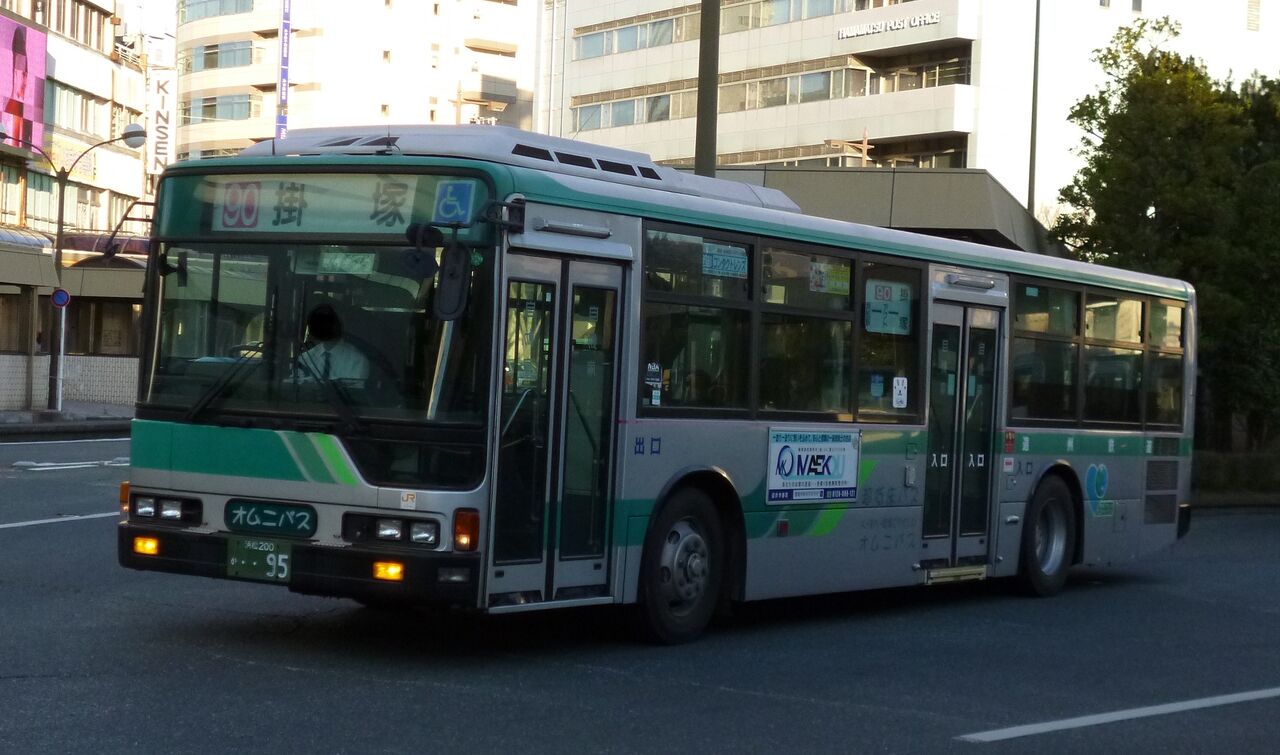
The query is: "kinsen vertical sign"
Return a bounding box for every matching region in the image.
[146,69,176,175]
[276,0,292,140]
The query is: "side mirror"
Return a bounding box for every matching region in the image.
[406,223,470,321]
[433,244,470,321]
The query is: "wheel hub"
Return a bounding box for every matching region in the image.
[660,520,709,608]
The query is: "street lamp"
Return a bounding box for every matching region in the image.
[0,123,147,411]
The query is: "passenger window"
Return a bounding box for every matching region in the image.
[1083,345,1143,423]
[645,230,750,300]
[641,303,749,409]
[858,262,920,420]
[1011,338,1078,421]
[1085,293,1143,343]
[1150,303,1183,349]
[760,314,852,413]
[1014,284,1077,336]
[762,248,851,310]
[1147,352,1183,425]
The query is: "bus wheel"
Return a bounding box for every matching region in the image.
[639,488,724,644]
[1018,475,1076,596]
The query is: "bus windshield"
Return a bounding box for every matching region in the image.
[142,239,492,428]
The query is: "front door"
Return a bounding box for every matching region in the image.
[488,254,622,605]
[923,303,1001,567]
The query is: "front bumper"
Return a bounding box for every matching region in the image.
[118,523,481,607]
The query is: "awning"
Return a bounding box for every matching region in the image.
[0,225,57,288]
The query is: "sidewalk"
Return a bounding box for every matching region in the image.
[0,400,134,438]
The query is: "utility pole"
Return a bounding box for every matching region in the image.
[693,1,719,177]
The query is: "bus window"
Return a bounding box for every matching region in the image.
[1083,345,1143,423]
[641,303,748,409]
[1086,293,1143,343]
[858,262,920,421]
[1010,338,1078,421]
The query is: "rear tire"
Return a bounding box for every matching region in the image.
[1018,475,1077,596]
[638,488,724,644]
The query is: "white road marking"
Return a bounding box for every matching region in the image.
[957,686,1280,743]
[0,437,129,446]
[0,512,120,530]
[12,458,130,471]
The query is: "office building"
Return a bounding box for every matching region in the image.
[540,0,1277,223]
[175,0,538,160]
[0,0,154,410]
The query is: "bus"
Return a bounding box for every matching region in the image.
[118,125,1194,643]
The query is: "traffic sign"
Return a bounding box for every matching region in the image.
[51,288,71,308]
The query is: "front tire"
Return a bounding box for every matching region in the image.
[638,488,724,644]
[1018,475,1077,596]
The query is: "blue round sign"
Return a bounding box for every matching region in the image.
[51,288,71,308]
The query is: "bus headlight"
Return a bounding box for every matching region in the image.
[409,521,439,546]
[134,497,156,518]
[159,500,184,520]
[376,518,404,541]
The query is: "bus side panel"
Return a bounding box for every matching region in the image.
[614,420,928,603]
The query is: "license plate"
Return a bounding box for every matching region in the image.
[227,536,293,583]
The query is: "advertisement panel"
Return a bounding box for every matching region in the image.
[0,17,47,150]
[767,429,861,504]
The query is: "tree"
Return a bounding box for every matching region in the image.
[1053,18,1280,450]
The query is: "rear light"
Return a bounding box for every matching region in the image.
[453,509,479,552]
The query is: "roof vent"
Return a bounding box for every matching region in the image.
[512,143,554,161]
[360,136,400,147]
[598,159,636,177]
[554,152,596,169]
[637,166,662,180]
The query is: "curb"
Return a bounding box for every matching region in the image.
[0,420,132,439]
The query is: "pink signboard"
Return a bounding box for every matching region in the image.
[0,17,47,150]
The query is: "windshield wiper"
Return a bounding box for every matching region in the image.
[292,356,366,437]
[183,343,264,423]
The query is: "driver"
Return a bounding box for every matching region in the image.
[298,304,370,382]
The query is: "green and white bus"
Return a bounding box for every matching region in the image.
[119,126,1194,642]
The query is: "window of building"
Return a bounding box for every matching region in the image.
[0,294,25,352]
[66,299,142,356]
[178,40,257,73]
[47,82,108,135]
[178,0,254,25]
[1,164,21,225]
[24,171,55,233]
[179,94,262,125]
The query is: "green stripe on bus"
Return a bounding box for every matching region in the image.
[167,423,307,481]
[281,432,336,484]
[311,434,360,486]
[130,419,173,470]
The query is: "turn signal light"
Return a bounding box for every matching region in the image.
[119,481,130,511]
[133,537,159,556]
[453,509,479,552]
[373,561,405,582]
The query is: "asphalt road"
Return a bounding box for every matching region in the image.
[1,437,1277,753]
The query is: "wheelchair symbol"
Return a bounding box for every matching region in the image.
[433,181,475,224]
